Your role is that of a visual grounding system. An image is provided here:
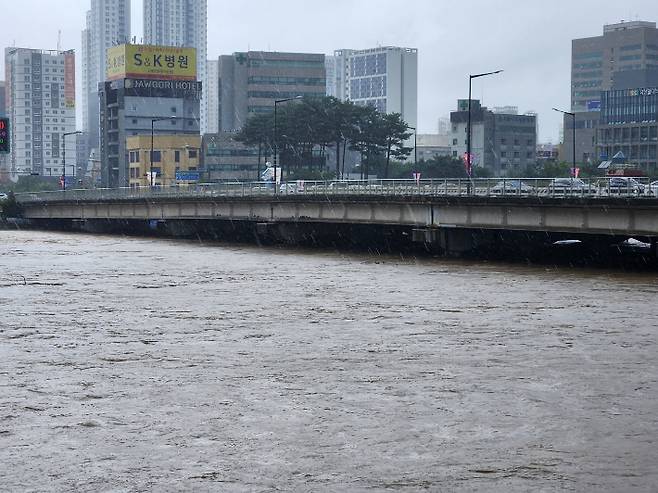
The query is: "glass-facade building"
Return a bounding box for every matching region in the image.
[598,87,658,171]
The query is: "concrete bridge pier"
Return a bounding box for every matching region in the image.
[413,228,476,257]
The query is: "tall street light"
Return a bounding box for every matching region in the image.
[151,116,176,187]
[274,96,303,192]
[553,107,576,175]
[467,70,503,182]
[62,131,82,191]
[408,125,418,171]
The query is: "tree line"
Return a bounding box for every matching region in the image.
[235,96,413,179]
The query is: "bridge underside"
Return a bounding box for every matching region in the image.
[18,195,658,264]
[19,195,658,237]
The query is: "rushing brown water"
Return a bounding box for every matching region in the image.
[1,230,657,492]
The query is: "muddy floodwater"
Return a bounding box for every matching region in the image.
[1,230,657,492]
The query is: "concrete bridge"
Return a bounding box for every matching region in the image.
[14,179,658,256]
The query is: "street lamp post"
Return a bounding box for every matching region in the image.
[408,125,418,169]
[150,116,176,187]
[553,107,576,175]
[273,96,302,193]
[62,131,82,191]
[467,70,503,188]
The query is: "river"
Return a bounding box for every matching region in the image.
[1,230,657,492]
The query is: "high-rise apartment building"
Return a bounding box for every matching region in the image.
[572,20,658,112]
[333,46,418,129]
[81,0,131,153]
[206,59,219,133]
[217,51,326,132]
[4,48,77,179]
[144,0,208,132]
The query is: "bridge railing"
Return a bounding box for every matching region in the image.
[14,177,658,203]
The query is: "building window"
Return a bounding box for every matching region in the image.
[152,151,162,162]
[452,139,458,145]
[501,151,507,157]
[174,150,180,162]
[188,149,197,159]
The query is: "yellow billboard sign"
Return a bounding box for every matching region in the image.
[106,44,197,81]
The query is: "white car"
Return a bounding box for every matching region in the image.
[650,181,658,197]
[0,192,8,200]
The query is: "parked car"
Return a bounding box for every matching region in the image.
[490,180,535,194]
[546,178,597,195]
[0,192,8,201]
[279,183,298,194]
[650,181,658,197]
[599,177,646,195]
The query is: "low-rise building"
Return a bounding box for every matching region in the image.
[126,134,201,187]
[536,143,560,162]
[416,134,451,161]
[450,99,537,176]
[201,132,264,181]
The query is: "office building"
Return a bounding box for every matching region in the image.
[572,20,658,112]
[81,0,131,155]
[4,47,77,179]
[202,132,263,180]
[206,59,219,133]
[450,99,536,176]
[217,51,326,132]
[325,55,337,97]
[126,134,201,187]
[566,21,658,164]
[333,46,418,129]
[99,44,201,187]
[597,86,658,172]
[144,0,208,132]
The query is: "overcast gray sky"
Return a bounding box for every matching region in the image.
[4,0,658,141]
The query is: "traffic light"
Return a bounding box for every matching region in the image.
[0,118,9,154]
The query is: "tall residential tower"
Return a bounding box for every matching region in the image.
[4,48,77,179]
[143,0,208,132]
[81,0,131,155]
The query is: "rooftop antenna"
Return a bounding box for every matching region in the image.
[57,30,62,52]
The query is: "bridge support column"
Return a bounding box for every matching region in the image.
[439,228,475,257]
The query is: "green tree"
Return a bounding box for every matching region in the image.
[381,113,413,179]
[234,112,274,179]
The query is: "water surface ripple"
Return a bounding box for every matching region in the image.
[1,231,657,492]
